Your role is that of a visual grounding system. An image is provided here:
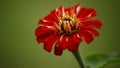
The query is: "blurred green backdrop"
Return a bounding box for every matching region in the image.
[0,0,120,68]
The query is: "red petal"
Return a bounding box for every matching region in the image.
[79,31,94,44]
[54,44,63,56]
[56,6,64,17]
[82,20,102,29]
[73,33,82,43]
[38,15,57,26]
[38,8,59,26]
[44,34,59,52]
[81,28,99,36]
[72,4,82,14]
[35,26,56,44]
[77,8,96,21]
[36,33,53,44]
[35,26,55,37]
[67,36,79,52]
[36,28,57,43]
[64,7,71,16]
[44,15,56,22]
[50,9,58,21]
[57,36,68,50]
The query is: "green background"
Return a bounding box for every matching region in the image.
[0,0,120,68]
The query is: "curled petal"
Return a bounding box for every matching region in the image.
[82,20,102,29]
[77,8,96,21]
[79,31,94,44]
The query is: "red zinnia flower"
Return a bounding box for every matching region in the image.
[35,4,102,55]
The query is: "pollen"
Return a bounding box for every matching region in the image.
[57,14,80,35]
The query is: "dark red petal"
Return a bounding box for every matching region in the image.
[79,31,94,44]
[73,33,82,43]
[82,20,102,29]
[36,37,44,44]
[77,8,96,21]
[36,33,53,44]
[36,29,55,44]
[44,34,59,52]
[57,36,68,50]
[81,28,99,36]
[54,44,63,56]
[68,36,79,52]
[35,26,55,37]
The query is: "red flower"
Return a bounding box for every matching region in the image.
[35,4,102,55]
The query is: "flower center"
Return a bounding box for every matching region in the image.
[57,16,79,35]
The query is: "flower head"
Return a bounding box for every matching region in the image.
[35,4,102,55]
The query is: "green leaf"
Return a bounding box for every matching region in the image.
[85,52,120,68]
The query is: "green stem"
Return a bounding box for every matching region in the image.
[72,50,85,68]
